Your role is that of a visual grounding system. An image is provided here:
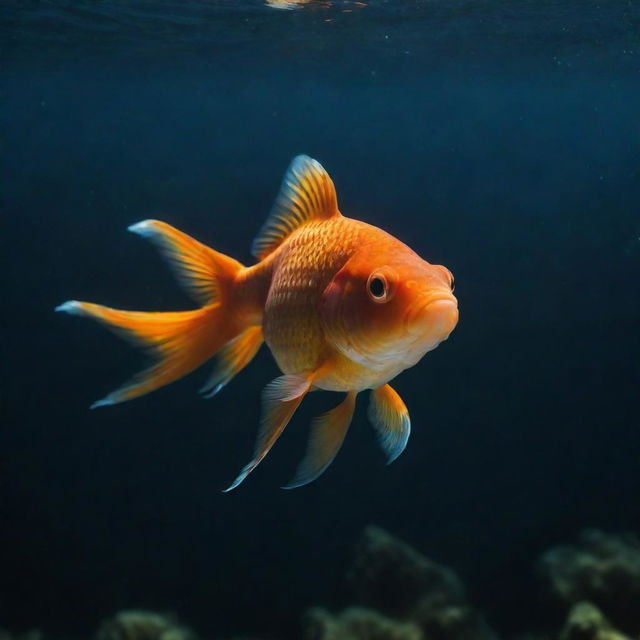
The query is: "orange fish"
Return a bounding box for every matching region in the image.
[56,155,458,490]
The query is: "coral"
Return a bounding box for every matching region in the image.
[12,528,640,640]
[348,526,465,618]
[538,529,640,633]
[316,526,499,640]
[560,602,629,640]
[304,606,423,640]
[95,610,196,640]
[411,599,497,640]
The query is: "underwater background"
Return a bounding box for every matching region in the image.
[2,1,640,639]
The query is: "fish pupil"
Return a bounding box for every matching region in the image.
[369,276,385,299]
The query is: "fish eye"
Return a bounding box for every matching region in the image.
[370,277,385,298]
[450,275,455,292]
[367,273,388,302]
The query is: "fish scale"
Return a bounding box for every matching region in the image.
[263,219,357,375]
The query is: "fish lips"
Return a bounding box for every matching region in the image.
[405,296,459,345]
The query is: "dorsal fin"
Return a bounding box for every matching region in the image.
[252,155,340,260]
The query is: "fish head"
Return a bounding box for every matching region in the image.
[321,240,458,372]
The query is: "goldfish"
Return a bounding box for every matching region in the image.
[56,155,458,490]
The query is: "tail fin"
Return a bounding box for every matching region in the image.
[56,220,255,407]
[127,219,243,306]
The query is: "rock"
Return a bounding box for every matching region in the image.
[349,526,465,618]
[346,526,499,640]
[560,602,630,640]
[539,530,640,633]
[304,607,423,640]
[411,599,497,640]
[95,611,196,640]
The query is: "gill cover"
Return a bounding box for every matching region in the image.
[320,253,406,365]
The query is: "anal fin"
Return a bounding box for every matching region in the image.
[368,384,411,463]
[224,373,311,492]
[283,391,357,489]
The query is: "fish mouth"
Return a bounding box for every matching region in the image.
[406,297,459,340]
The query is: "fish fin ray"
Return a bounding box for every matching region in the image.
[368,384,411,463]
[200,326,264,397]
[252,155,340,260]
[283,391,357,489]
[129,219,243,305]
[57,300,237,406]
[224,373,311,491]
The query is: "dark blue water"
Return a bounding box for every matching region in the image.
[2,2,640,639]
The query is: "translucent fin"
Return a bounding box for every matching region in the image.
[252,155,340,260]
[224,373,310,491]
[56,300,235,407]
[200,326,264,398]
[368,384,411,463]
[129,219,243,305]
[283,391,357,489]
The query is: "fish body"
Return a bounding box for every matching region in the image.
[57,156,458,490]
[261,216,357,383]
[259,216,455,392]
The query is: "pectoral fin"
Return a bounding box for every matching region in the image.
[224,373,311,492]
[368,384,411,463]
[283,391,357,489]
